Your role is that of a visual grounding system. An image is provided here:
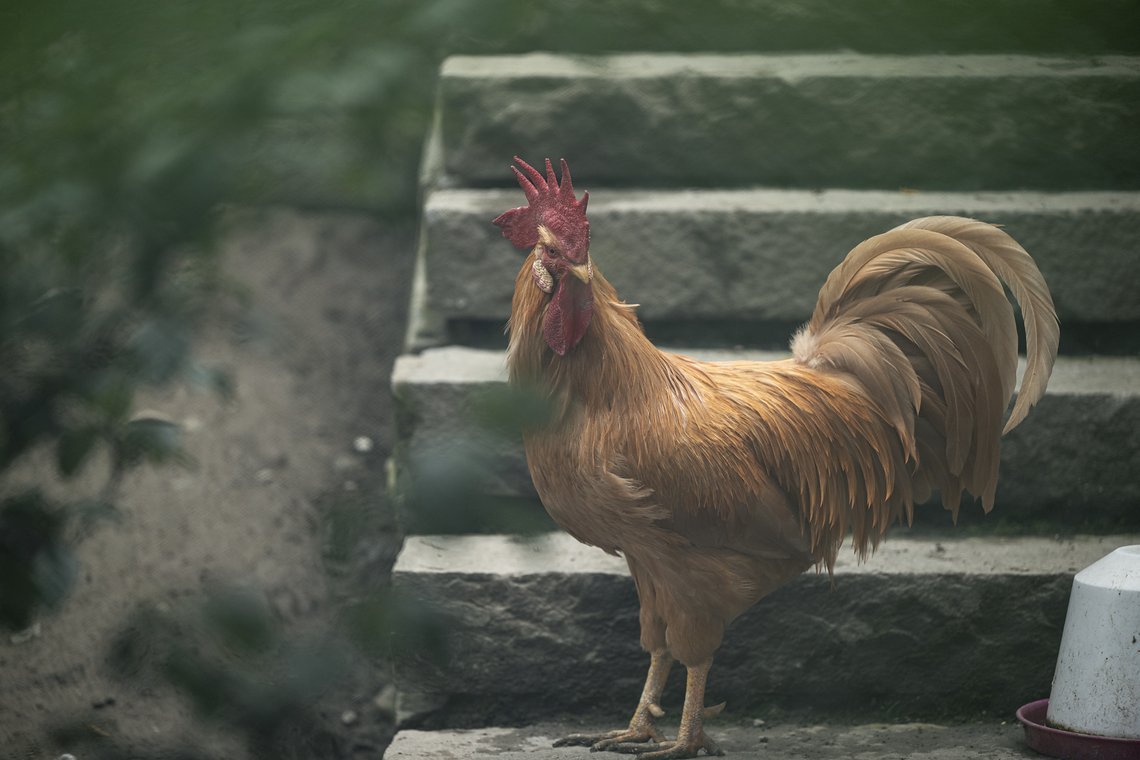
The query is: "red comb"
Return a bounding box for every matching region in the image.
[493,156,590,262]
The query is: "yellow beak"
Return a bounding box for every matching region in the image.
[569,258,592,283]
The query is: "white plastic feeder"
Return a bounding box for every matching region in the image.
[1047,544,1140,739]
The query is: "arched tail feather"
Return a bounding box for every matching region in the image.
[792,216,1058,556]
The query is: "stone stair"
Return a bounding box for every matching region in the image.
[391,533,1138,728]
[413,189,1140,342]
[428,54,1140,192]
[386,35,1140,757]
[393,347,1140,532]
[386,722,1035,760]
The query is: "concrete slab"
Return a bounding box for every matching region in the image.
[392,348,1140,531]
[419,188,1140,326]
[385,722,1037,759]
[391,533,1139,727]
[393,347,1140,396]
[436,54,1140,191]
[393,533,1133,579]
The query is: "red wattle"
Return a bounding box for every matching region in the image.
[543,276,593,356]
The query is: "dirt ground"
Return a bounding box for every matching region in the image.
[1,208,415,759]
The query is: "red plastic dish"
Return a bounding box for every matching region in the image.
[1016,699,1140,760]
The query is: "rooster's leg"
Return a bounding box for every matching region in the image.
[603,659,724,759]
[553,649,673,749]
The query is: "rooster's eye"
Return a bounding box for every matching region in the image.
[545,245,560,258]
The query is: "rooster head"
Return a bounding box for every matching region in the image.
[493,156,593,356]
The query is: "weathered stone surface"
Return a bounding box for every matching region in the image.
[437,54,1140,191]
[391,348,1140,532]
[391,533,1139,727]
[385,722,1034,760]
[418,189,1140,332]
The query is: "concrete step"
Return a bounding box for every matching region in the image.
[391,533,1139,728]
[431,54,1140,192]
[411,189,1140,343]
[418,0,1140,61]
[391,347,1140,533]
[385,721,1034,760]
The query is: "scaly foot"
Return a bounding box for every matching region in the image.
[610,665,726,759]
[603,731,724,759]
[552,703,666,750]
[553,729,647,748]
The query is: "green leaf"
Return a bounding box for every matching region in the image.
[406,441,553,535]
[116,416,183,468]
[0,412,8,463]
[127,319,192,385]
[55,425,100,477]
[163,650,234,719]
[186,361,234,401]
[467,383,555,437]
[343,587,448,661]
[68,498,122,535]
[30,544,78,611]
[202,586,278,654]
[0,491,73,630]
[88,372,135,423]
[280,640,349,702]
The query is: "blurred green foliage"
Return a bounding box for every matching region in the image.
[0,490,76,629]
[0,0,489,629]
[0,10,258,629]
[66,583,444,759]
[89,587,348,759]
[400,383,558,534]
[0,5,561,751]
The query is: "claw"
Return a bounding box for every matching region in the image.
[591,726,666,752]
[632,739,725,759]
[598,741,664,755]
[703,735,725,756]
[556,733,611,747]
[555,726,661,751]
[648,703,666,718]
[702,702,726,719]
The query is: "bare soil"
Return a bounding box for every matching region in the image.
[1,208,415,759]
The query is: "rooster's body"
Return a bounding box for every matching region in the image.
[496,158,1058,759]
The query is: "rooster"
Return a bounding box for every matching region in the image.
[494,157,1058,759]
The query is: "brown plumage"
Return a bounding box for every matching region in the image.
[498,158,1059,759]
